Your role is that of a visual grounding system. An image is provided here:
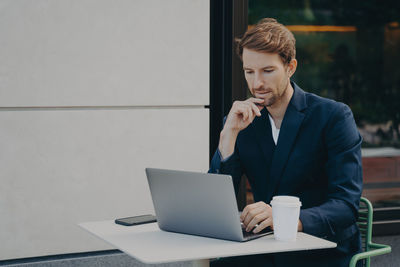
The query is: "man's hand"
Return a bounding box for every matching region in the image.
[240,201,304,233]
[298,219,303,231]
[219,98,263,159]
[224,98,264,133]
[240,201,272,233]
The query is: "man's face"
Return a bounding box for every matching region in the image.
[242,48,294,107]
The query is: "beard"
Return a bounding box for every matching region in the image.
[264,94,277,107]
[262,78,290,107]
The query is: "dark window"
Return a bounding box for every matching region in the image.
[248,0,400,234]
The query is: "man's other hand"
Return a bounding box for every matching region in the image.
[240,201,303,233]
[240,201,272,233]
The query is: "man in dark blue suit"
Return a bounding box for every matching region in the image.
[209,18,363,267]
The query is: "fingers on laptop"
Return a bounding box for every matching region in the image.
[240,201,270,221]
[241,201,272,232]
[253,217,273,233]
[246,213,269,232]
[240,202,257,222]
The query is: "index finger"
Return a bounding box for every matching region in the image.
[246,97,264,104]
[247,98,264,109]
[250,102,262,116]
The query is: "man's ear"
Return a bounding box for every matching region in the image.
[287,59,297,78]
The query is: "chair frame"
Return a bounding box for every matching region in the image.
[349,197,392,267]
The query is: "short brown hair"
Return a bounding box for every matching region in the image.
[236,18,296,65]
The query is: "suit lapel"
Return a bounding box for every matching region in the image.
[250,107,275,163]
[266,83,307,200]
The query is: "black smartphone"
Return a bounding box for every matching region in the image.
[115,214,157,226]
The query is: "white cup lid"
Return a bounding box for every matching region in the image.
[270,195,302,207]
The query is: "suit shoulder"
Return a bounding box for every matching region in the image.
[304,91,350,117]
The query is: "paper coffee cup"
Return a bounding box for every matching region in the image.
[270,196,302,241]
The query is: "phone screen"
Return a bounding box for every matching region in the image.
[115,214,157,226]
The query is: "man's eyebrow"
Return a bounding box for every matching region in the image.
[243,65,275,70]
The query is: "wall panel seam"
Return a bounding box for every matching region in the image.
[0,105,209,111]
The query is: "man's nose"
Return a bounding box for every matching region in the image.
[253,73,264,89]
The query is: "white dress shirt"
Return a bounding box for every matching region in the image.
[268,114,280,145]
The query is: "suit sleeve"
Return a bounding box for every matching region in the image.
[209,142,244,196]
[299,103,363,243]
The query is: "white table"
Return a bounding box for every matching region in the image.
[79,220,336,266]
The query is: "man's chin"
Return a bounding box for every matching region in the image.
[264,98,276,107]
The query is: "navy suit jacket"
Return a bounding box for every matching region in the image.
[209,82,363,265]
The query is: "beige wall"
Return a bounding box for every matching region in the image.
[0,0,209,260]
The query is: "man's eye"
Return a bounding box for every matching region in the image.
[245,71,253,74]
[264,69,273,73]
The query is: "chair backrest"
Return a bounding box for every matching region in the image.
[351,197,391,267]
[357,197,373,266]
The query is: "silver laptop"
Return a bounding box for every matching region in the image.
[145,168,273,242]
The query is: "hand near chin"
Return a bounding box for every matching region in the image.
[224,98,264,133]
[240,201,273,233]
[218,97,264,160]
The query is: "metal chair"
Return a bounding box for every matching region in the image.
[349,197,392,267]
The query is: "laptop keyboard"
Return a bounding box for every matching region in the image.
[241,224,273,239]
[242,228,258,238]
